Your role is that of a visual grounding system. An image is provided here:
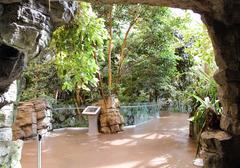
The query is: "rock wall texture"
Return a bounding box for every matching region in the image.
[0,0,77,95]
[0,1,76,167]
[0,140,23,168]
[201,130,240,168]
[0,81,23,168]
[98,96,124,133]
[200,10,240,167]
[12,98,52,140]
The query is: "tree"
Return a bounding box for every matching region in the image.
[115,6,190,102]
[93,5,143,94]
[19,58,60,101]
[51,2,108,107]
[182,23,217,101]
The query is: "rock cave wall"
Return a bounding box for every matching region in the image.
[0,0,76,167]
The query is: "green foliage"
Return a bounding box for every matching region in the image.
[176,69,217,106]
[181,24,217,102]
[174,22,220,129]
[52,109,88,128]
[51,2,108,92]
[115,6,189,102]
[20,4,219,115]
[188,71,219,119]
[185,24,216,70]
[20,60,60,101]
[189,95,222,127]
[174,36,195,91]
[1,164,7,168]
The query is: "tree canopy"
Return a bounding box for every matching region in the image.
[51,3,108,92]
[20,4,217,111]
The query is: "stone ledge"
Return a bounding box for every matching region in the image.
[201,130,240,168]
[201,130,231,154]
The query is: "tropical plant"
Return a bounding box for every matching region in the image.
[190,95,222,157]
[50,2,108,108]
[51,2,108,92]
[175,22,222,142]
[20,60,60,101]
[189,95,222,127]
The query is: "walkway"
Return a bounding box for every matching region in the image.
[21,113,197,168]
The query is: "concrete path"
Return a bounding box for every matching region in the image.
[21,113,197,168]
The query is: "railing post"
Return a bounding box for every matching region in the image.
[37,134,42,168]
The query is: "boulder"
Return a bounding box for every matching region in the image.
[98,96,124,134]
[12,98,52,140]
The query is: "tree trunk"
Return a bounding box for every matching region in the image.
[93,49,107,104]
[107,5,113,94]
[154,89,158,102]
[117,16,139,84]
[74,87,83,119]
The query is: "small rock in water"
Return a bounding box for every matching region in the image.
[193,158,203,167]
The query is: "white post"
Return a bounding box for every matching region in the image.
[37,134,42,168]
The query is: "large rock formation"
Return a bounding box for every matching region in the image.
[201,130,240,168]
[0,0,76,167]
[0,0,77,95]
[98,96,124,133]
[12,98,52,140]
[0,81,22,167]
[196,12,240,167]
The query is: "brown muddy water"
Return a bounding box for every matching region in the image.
[21,113,198,168]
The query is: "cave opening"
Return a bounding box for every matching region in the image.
[0,43,20,60]
[0,43,24,93]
